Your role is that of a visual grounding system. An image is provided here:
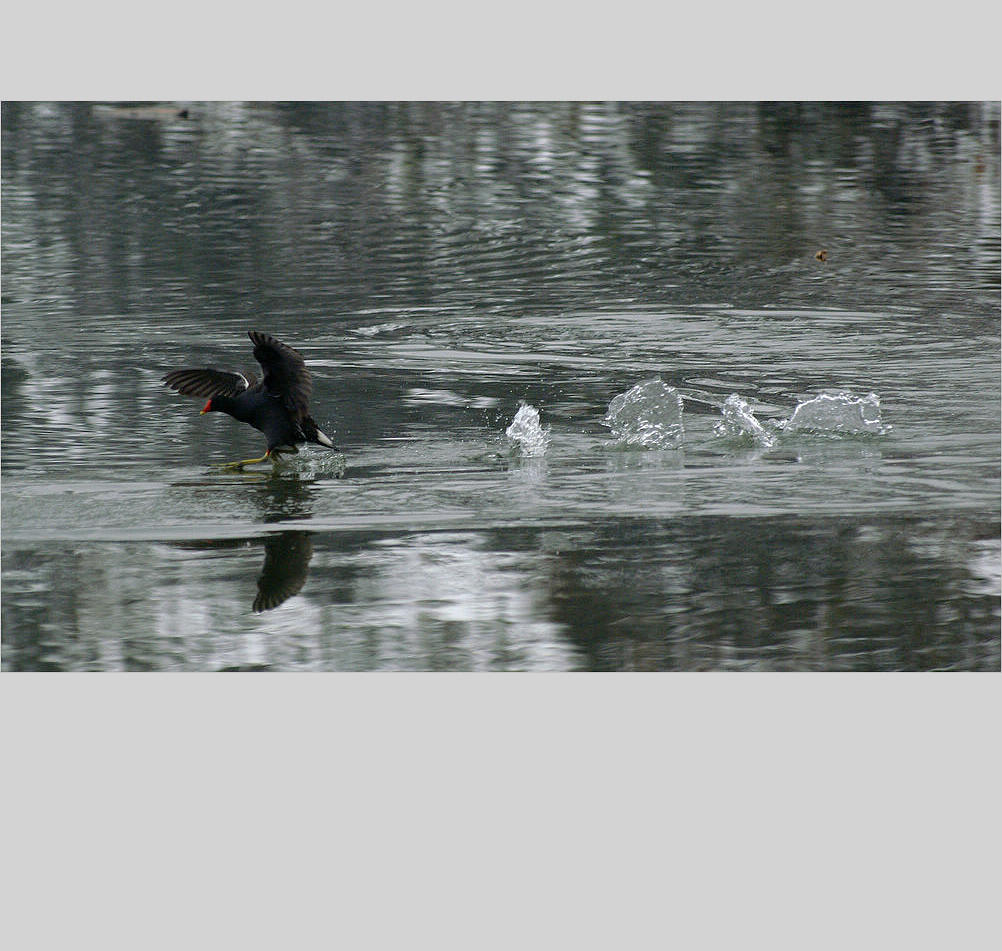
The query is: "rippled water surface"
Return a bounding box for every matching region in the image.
[2,102,999,670]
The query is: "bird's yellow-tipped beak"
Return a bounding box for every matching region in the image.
[200,399,212,415]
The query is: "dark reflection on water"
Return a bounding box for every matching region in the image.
[3,101,998,322]
[253,532,313,613]
[544,515,1000,672]
[171,531,314,614]
[1,102,999,671]
[167,464,334,614]
[1,515,998,672]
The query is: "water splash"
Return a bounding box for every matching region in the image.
[780,392,891,436]
[271,449,347,479]
[602,378,684,449]
[713,394,778,448]
[505,402,550,456]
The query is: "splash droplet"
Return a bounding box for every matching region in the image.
[603,378,684,449]
[505,403,550,456]
[713,394,777,447]
[781,392,890,436]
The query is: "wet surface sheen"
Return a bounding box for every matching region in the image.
[2,102,999,670]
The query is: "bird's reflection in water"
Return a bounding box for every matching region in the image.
[173,461,343,616]
[253,530,313,613]
[172,532,313,616]
[250,469,318,612]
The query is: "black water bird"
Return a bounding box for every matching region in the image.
[163,331,337,468]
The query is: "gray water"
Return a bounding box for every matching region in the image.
[2,101,999,671]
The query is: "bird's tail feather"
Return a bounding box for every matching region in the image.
[303,416,338,450]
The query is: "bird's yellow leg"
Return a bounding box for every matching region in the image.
[219,449,272,471]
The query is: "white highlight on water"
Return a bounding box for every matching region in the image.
[713,394,777,447]
[505,402,550,456]
[781,391,890,436]
[602,378,684,449]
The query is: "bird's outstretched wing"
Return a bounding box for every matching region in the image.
[249,330,312,419]
[162,367,256,398]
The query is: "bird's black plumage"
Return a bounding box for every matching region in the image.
[163,331,336,463]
